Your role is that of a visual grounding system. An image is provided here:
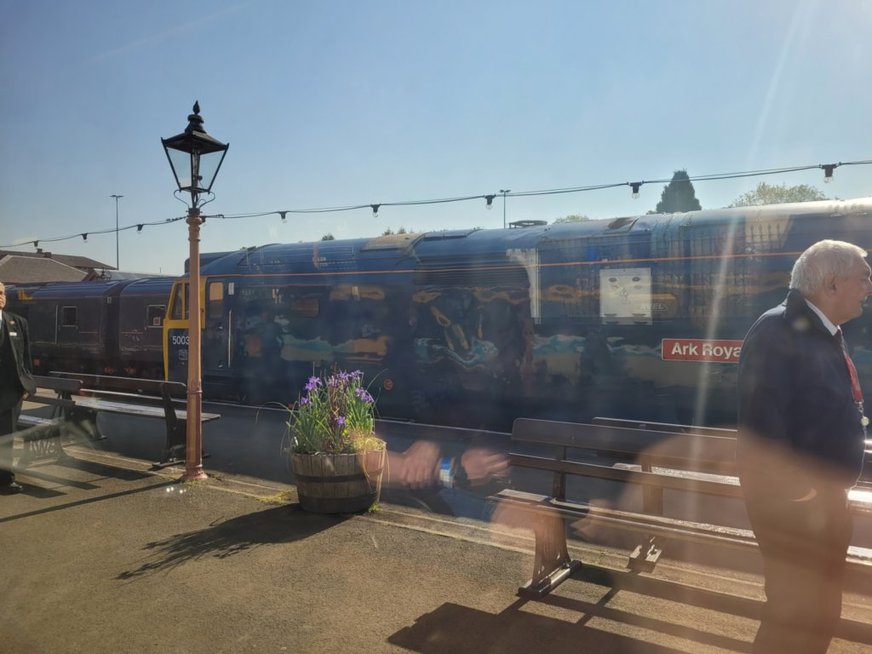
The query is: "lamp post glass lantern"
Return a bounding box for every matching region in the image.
[162,101,229,481]
[162,101,229,208]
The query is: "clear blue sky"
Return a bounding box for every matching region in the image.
[2,0,871,275]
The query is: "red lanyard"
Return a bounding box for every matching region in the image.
[837,329,863,403]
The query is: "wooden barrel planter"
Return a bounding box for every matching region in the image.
[290,448,386,514]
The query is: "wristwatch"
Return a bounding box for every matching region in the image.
[438,457,456,488]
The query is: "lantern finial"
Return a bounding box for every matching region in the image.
[186,101,204,134]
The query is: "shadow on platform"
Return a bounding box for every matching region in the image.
[116,503,341,580]
[390,561,872,653]
[388,598,747,653]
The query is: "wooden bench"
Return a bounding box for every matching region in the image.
[494,417,872,599]
[47,372,220,468]
[17,376,83,463]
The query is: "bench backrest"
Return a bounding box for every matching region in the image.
[592,415,872,468]
[511,418,737,475]
[511,418,872,507]
[591,416,738,438]
[510,417,742,503]
[32,375,83,395]
[51,372,186,398]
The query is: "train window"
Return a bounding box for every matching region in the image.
[600,267,652,324]
[61,306,77,327]
[169,283,187,320]
[207,282,224,320]
[147,305,166,328]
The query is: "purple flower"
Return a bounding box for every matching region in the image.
[304,376,321,392]
[335,416,346,426]
[299,396,309,406]
[355,387,374,403]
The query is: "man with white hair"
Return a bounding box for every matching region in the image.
[738,240,872,653]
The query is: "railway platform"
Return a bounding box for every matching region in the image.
[2,412,872,653]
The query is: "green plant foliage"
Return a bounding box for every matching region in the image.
[653,170,702,213]
[729,182,827,207]
[287,369,383,454]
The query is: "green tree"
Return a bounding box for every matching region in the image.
[321,233,335,241]
[381,227,408,235]
[553,214,590,224]
[730,182,827,207]
[652,170,702,213]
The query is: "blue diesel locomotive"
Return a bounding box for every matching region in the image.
[158,197,872,430]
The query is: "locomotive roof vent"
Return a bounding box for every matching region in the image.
[508,220,547,229]
[606,216,639,231]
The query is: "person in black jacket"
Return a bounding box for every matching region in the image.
[0,281,36,494]
[737,240,872,653]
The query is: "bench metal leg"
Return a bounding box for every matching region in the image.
[151,418,209,470]
[67,408,103,442]
[628,535,662,572]
[519,506,582,598]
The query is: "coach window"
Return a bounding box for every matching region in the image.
[61,306,77,327]
[147,305,166,328]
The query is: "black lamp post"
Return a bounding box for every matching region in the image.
[162,101,229,481]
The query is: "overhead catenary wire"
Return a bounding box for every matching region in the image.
[1,159,869,250]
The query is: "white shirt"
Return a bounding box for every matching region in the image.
[804,299,838,337]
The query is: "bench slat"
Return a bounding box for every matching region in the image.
[71,397,220,422]
[510,452,744,499]
[592,416,739,437]
[25,394,76,410]
[511,418,737,472]
[33,374,82,394]
[18,415,58,427]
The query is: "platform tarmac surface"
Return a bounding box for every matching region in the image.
[3,445,872,653]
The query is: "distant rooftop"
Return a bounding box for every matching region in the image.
[0,249,111,271]
[0,249,114,283]
[0,255,87,283]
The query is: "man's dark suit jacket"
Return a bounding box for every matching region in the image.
[0,311,36,408]
[737,289,866,488]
